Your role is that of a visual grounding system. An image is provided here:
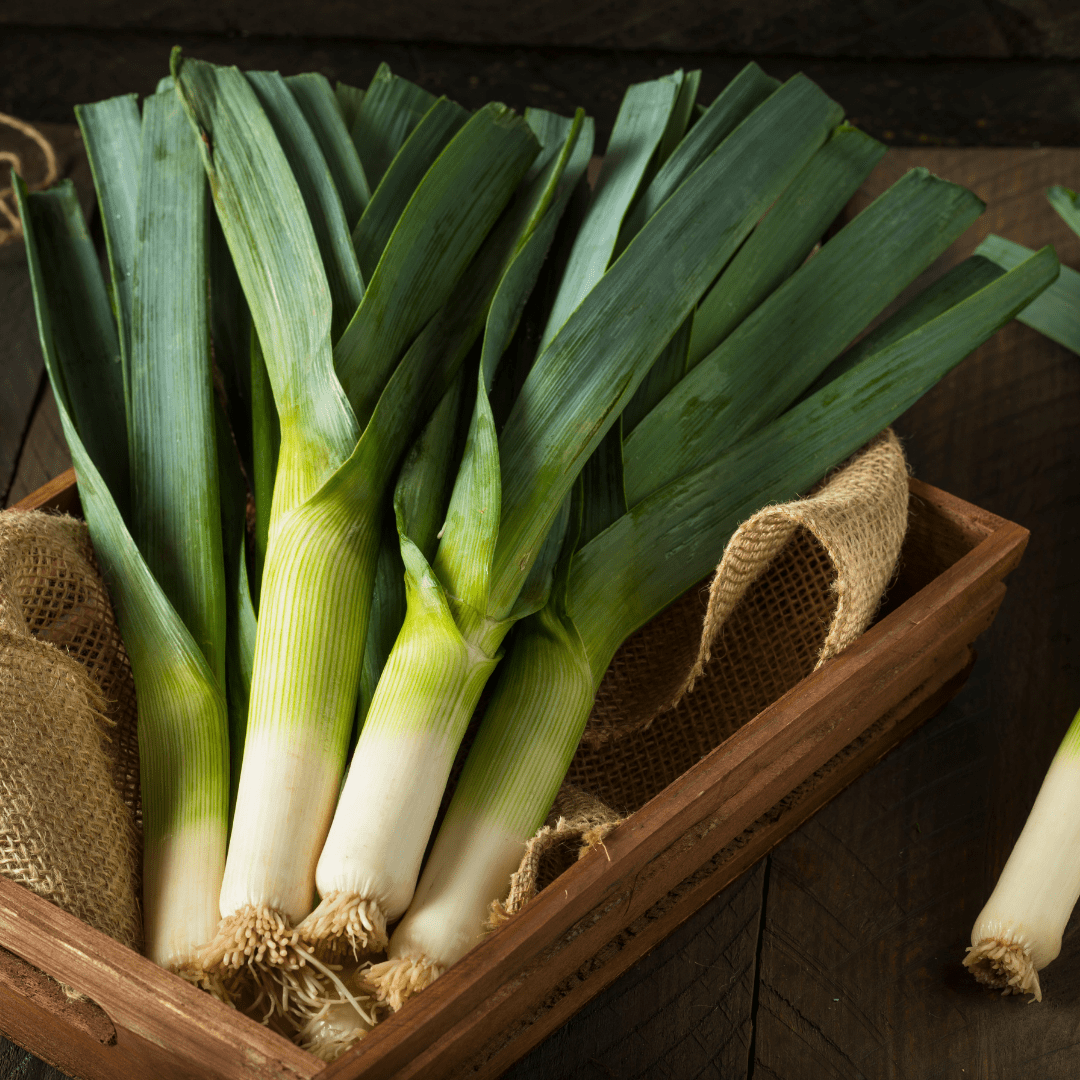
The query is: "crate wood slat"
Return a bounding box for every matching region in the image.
[450,649,978,1080]
[0,878,319,1080]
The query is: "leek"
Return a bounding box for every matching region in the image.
[963,185,1080,1000]
[376,247,1059,1005]
[16,164,230,977]
[964,708,1080,1001]
[302,72,848,963]
[976,234,1080,355]
[173,54,543,994]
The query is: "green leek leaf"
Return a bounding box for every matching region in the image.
[333,104,540,427]
[286,72,371,228]
[572,246,1059,682]
[687,123,886,369]
[618,62,780,253]
[335,81,365,132]
[624,166,985,505]
[538,72,682,355]
[976,234,1080,356]
[247,70,364,342]
[129,87,226,684]
[1048,185,1080,239]
[351,97,469,283]
[173,52,360,530]
[490,73,845,618]
[352,63,438,190]
[74,93,141,424]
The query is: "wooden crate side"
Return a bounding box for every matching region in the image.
[0,878,320,1080]
[0,946,115,1046]
[10,466,78,514]
[439,649,978,1080]
[325,521,1022,1080]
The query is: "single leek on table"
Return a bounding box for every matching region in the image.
[963,183,1080,1000]
[964,708,1080,1000]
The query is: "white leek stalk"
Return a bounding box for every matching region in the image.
[964,708,1080,1001]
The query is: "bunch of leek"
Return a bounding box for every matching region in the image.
[963,185,1080,1000]
[167,54,562,1002]
[299,66,861,963]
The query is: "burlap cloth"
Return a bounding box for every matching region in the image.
[499,429,910,916]
[0,510,141,951]
[0,428,907,955]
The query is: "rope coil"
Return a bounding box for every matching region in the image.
[0,112,59,245]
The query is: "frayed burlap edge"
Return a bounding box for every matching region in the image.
[488,785,624,924]
[683,429,909,695]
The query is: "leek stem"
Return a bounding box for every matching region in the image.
[964,707,1080,1001]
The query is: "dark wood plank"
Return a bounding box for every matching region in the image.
[1,0,1078,58]
[6,387,71,508]
[496,863,766,1080]
[5,30,1080,151]
[0,243,44,504]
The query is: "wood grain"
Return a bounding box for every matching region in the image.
[0,877,320,1080]
[1,0,1077,57]
[7,33,1080,153]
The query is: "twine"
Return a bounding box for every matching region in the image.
[0,113,60,245]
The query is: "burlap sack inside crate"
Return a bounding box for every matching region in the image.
[0,510,141,950]
[500,430,909,915]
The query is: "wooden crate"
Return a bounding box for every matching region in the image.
[0,468,1026,1080]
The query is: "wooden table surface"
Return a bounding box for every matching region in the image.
[4,37,1080,1079]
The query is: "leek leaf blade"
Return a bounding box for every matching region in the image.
[352,63,438,190]
[352,97,469,283]
[172,53,360,528]
[618,61,780,251]
[686,123,887,369]
[538,73,682,355]
[74,93,141,423]
[286,71,372,228]
[490,73,845,618]
[572,247,1060,682]
[333,104,540,428]
[1048,185,1080,239]
[624,165,985,505]
[976,234,1080,355]
[130,87,226,685]
[247,70,364,342]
